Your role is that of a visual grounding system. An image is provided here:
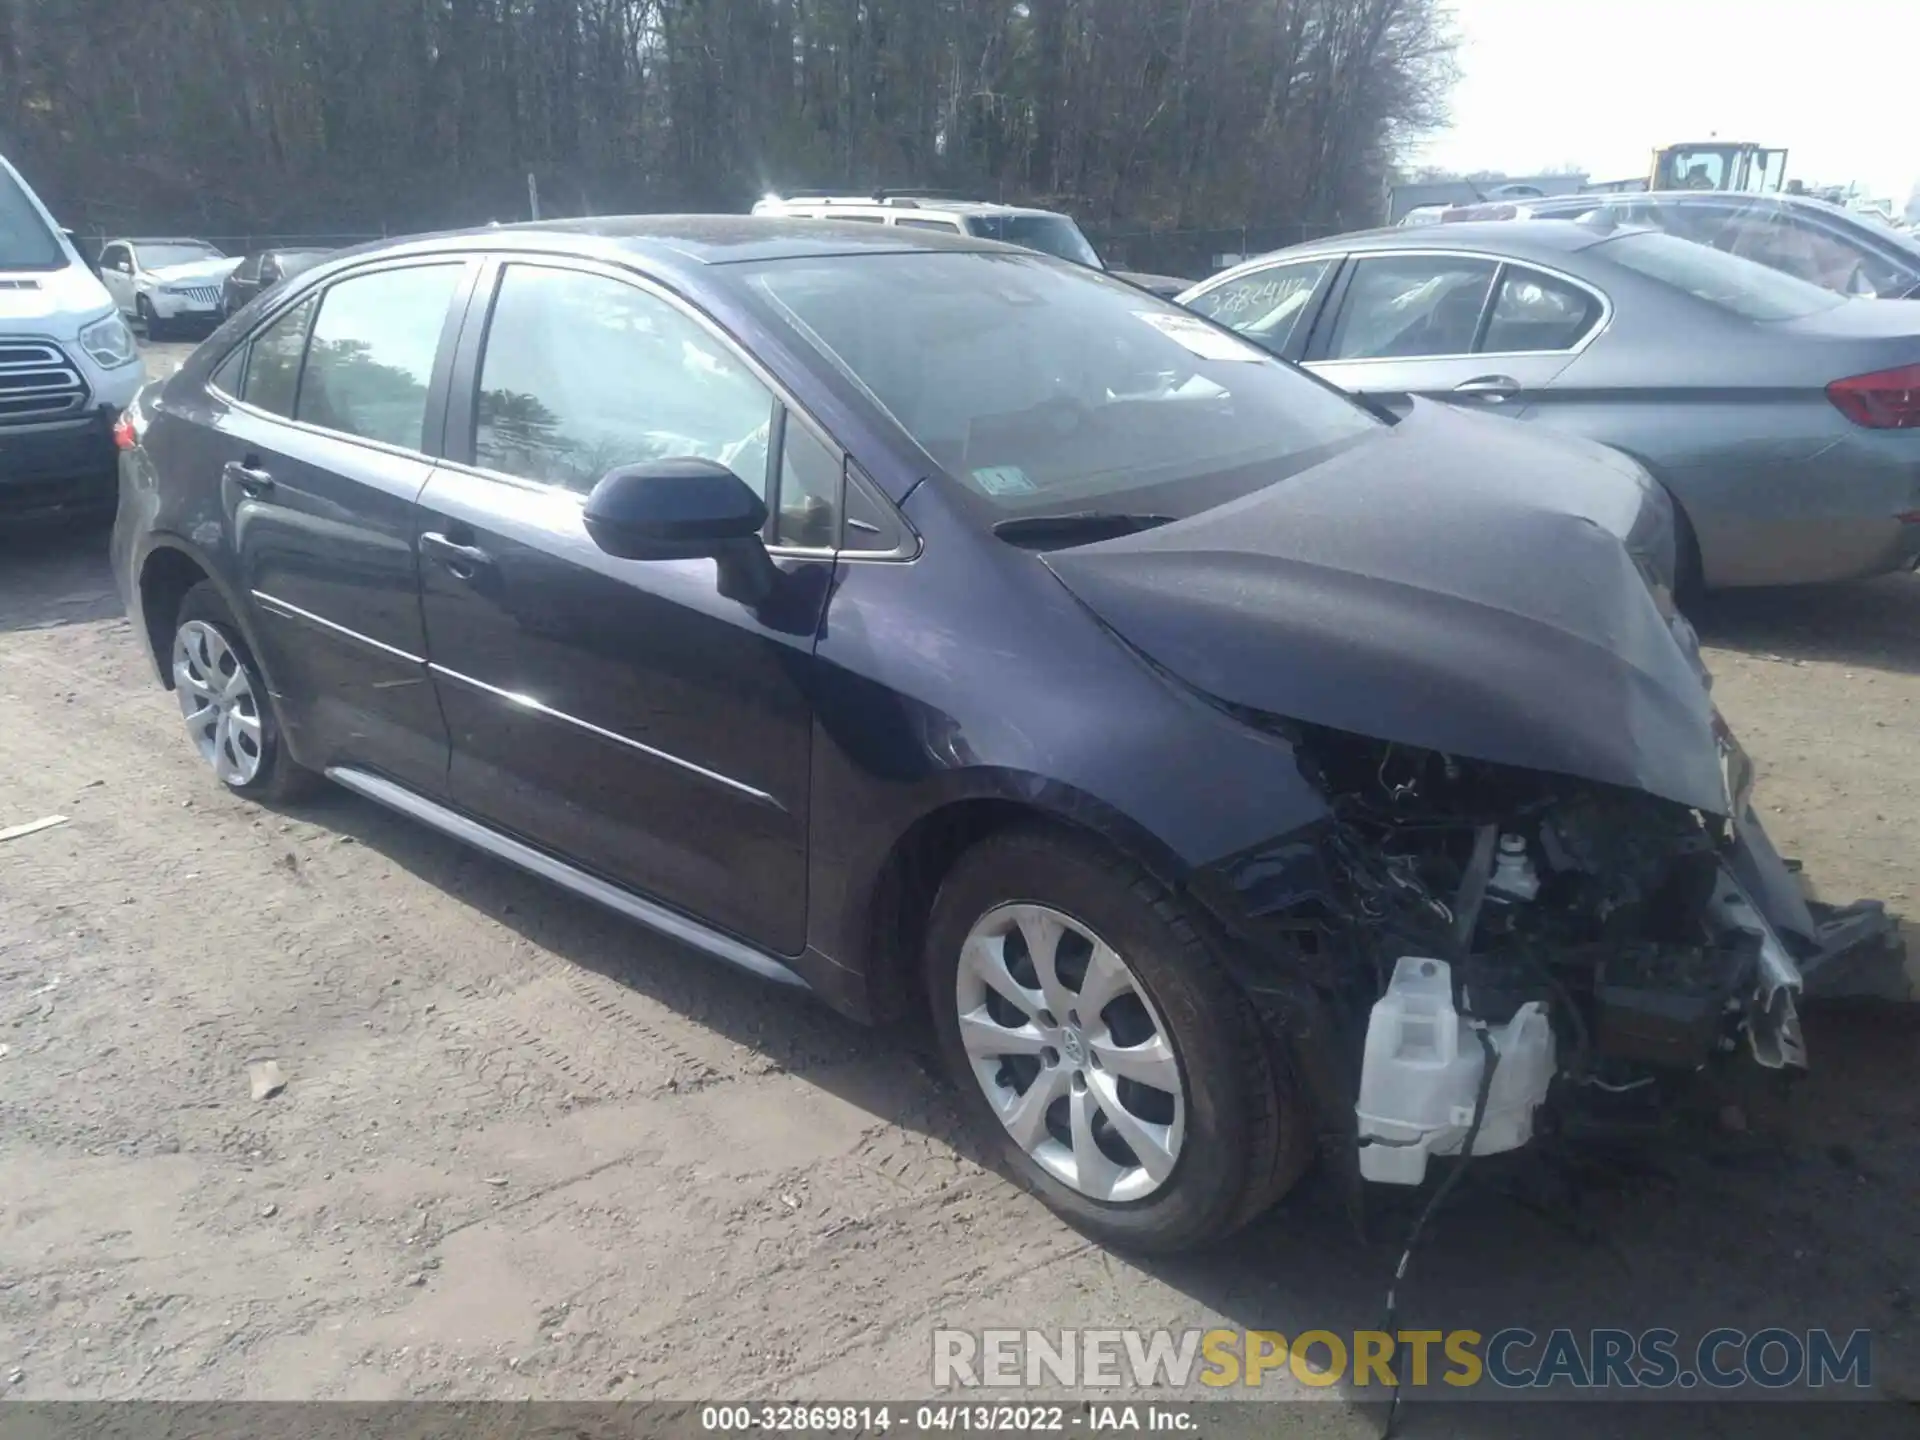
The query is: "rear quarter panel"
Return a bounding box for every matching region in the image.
[1517,295,1920,586]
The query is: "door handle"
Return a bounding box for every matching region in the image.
[222,460,274,497]
[420,531,494,580]
[1452,375,1521,402]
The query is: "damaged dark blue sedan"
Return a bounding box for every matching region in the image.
[111,219,1892,1252]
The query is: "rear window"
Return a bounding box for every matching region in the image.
[967,214,1103,269]
[1594,230,1844,320]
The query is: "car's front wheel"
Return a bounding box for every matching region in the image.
[136,295,168,341]
[170,582,316,803]
[926,825,1312,1252]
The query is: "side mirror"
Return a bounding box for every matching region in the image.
[583,457,780,605]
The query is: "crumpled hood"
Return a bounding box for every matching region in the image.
[0,261,117,330]
[1042,400,1729,814]
[146,256,240,285]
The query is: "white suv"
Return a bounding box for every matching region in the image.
[96,236,240,339]
[751,192,1192,296]
[1,153,144,521]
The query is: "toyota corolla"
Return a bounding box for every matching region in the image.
[112,219,1890,1252]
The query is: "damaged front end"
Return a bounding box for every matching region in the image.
[1291,728,1811,1184]
[1037,400,1898,1183]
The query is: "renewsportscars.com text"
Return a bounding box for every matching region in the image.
[932,1327,1873,1392]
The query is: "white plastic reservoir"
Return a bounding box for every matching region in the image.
[1356,956,1557,1185]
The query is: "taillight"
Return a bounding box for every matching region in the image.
[112,414,137,450]
[1826,363,1920,429]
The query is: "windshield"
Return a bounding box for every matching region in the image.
[967,214,1104,269]
[0,164,64,270]
[136,242,223,270]
[1594,230,1844,320]
[743,250,1379,517]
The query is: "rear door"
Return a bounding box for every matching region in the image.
[209,259,474,792]
[415,258,832,955]
[1303,251,1601,411]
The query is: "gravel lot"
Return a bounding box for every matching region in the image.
[1,341,1917,1429]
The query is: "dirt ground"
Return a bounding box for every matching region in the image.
[2,342,1917,1431]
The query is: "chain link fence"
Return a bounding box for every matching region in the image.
[1087,223,1344,282]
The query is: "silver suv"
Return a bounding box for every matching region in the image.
[751,192,1191,296]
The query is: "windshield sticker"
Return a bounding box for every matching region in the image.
[972,465,1038,496]
[1134,311,1267,362]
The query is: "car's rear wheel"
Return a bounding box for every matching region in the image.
[925,825,1311,1252]
[170,583,316,802]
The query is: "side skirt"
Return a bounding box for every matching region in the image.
[325,765,811,992]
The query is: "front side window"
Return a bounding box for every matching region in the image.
[743,250,1379,519]
[297,265,462,449]
[473,265,776,496]
[0,165,63,269]
[1595,230,1843,320]
[240,296,317,418]
[1184,259,1331,350]
[1482,266,1603,352]
[1326,255,1499,360]
[100,244,130,273]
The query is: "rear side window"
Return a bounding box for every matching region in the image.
[472,264,776,496]
[1595,231,1843,319]
[1482,266,1602,352]
[1326,256,1499,360]
[297,265,462,449]
[240,296,317,417]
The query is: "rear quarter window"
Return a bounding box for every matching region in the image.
[1594,230,1844,320]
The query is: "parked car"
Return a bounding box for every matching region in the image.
[1438,191,1920,300]
[0,152,143,521]
[221,248,333,318]
[1180,219,1920,592]
[752,191,1193,296]
[96,236,240,338]
[112,218,1885,1251]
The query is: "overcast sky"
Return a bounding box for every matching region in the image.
[1417,0,1919,203]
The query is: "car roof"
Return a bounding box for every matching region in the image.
[1285,218,1626,258]
[759,195,1066,220]
[112,236,220,245]
[324,214,1010,270]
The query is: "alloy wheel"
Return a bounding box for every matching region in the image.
[955,903,1186,1203]
[173,620,264,786]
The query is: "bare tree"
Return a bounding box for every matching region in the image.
[1,0,1458,246]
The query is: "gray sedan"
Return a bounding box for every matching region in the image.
[1179,220,1920,591]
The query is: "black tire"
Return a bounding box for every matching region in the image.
[136,295,169,342]
[925,824,1312,1253]
[171,581,319,803]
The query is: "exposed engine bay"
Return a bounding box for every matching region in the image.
[1290,726,1829,1186]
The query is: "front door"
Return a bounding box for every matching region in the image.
[415,259,828,956]
[211,261,471,792]
[1302,252,1595,413]
[98,244,134,315]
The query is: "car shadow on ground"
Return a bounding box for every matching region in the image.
[297,779,1920,1434]
[0,519,123,634]
[1692,573,1920,678]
